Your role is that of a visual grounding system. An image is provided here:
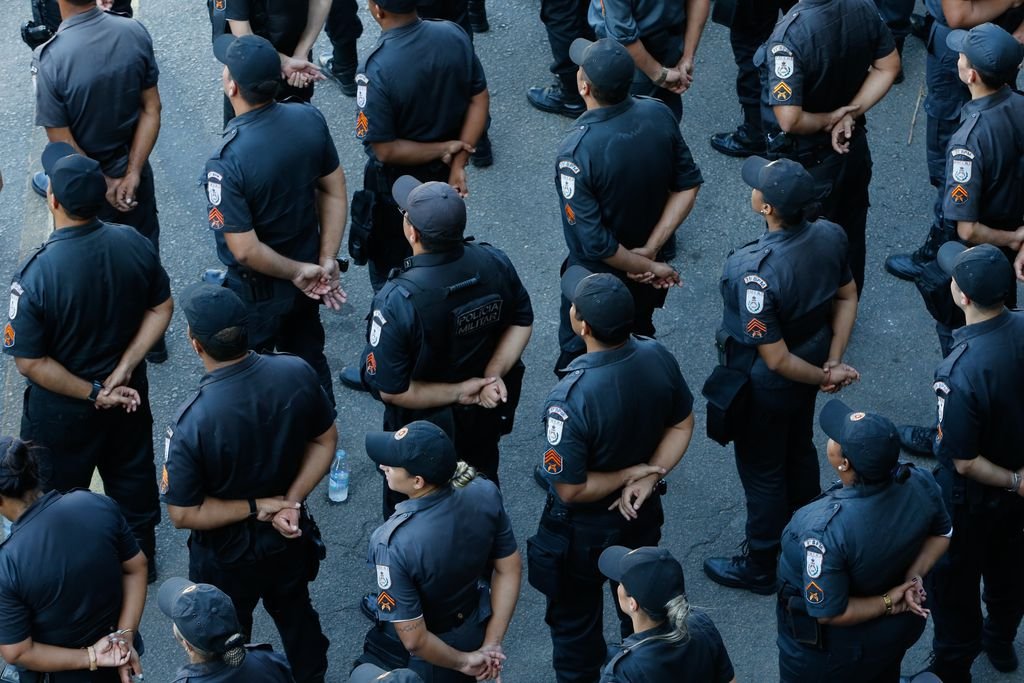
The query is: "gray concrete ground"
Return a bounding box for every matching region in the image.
[0,0,1020,681]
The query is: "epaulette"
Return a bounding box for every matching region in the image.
[547,367,584,403]
[14,244,48,279]
[949,114,980,147]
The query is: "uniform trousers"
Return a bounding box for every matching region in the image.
[734,381,821,557]
[728,0,796,132]
[325,0,362,70]
[540,0,593,90]
[926,467,1024,682]
[190,539,330,683]
[20,380,159,560]
[533,497,663,683]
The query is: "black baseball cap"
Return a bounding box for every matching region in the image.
[180,283,249,352]
[819,400,901,483]
[349,663,424,683]
[599,546,686,619]
[40,142,106,218]
[158,578,245,655]
[937,242,1014,307]
[393,176,467,241]
[946,23,1024,76]
[374,0,417,11]
[570,38,635,92]
[561,266,634,342]
[213,34,281,90]
[365,421,458,485]
[742,156,831,214]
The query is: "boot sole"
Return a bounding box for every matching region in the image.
[526,94,584,119]
[703,565,777,595]
[709,139,765,158]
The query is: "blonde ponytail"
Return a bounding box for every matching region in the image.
[450,461,478,488]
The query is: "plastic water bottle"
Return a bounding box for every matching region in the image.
[328,449,349,503]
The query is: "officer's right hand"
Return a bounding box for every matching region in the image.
[456,377,498,405]
[820,363,860,393]
[609,475,659,521]
[478,377,508,409]
[622,464,667,486]
[1013,240,1024,282]
[649,262,681,289]
[256,497,299,522]
[103,175,123,211]
[292,262,328,297]
[91,635,131,669]
[457,649,502,680]
[94,386,141,412]
[441,141,474,167]
[116,646,142,683]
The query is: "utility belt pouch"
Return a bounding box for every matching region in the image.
[349,189,376,266]
[702,330,755,446]
[786,596,825,650]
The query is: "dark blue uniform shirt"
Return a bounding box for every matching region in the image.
[33,8,159,177]
[3,220,171,385]
[367,478,517,626]
[556,97,703,272]
[600,611,735,683]
[162,352,336,562]
[589,0,687,62]
[759,0,894,143]
[226,0,309,56]
[778,470,951,619]
[942,88,1024,232]
[361,243,533,393]
[541,337,693,508]
[0,490,140,648]
[933,310,1024,471]
[202,101,340,269]
[172,644,295,682]
[719,219,851,388]
[355,19,485,155]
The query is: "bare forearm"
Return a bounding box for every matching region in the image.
[682,0,710,59]
[397,624,468,671]
[624,40,662,79]
[942,0,1020,28]
[958,220,1023,249]
[294,0,331,57]
[954,455,1020,489]
[568,470,633,504]
[372,140,452,166]
[16,357,93,399]
[168,498,251,530]
[382,381,466,410]
[645,188,699,253]
[905,536,951,581]
[317,173,348,261]
[285,428,337,502]
[819,595,887,627]
[604,244,659,274]
[118,299,172,372]
[458,91,489,152]
[5,642,92,672]
[483,326,532,378]
[126,94,160,176]
[847,57,899,116]
[771,352,829,386]
[828,298,858,362]
[232,240,306,281]
[648,416,694,474]
[484,553,522,646]
[117,555,148,632]
[774,107,834,135]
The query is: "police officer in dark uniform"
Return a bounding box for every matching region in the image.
[216,0,331,122]
[588,0,710,120]
[709,0,795,157]
[758,0,900,294]
[362,422,521,683]
[21,0,132,49]
[921,242,1024,681]
[33,0,168,360]
[159,578,295,683]
[350,0,489,298]
[162,284,336,683]
[598,546,736,683]
[5,142,172,578]
[702,157,860,594]
[527,0,594,117]
[204,34,347,402]
[320,0,362,96]
[555,37,702,372]
[0,437,147,682]
[529,269,695,683]
[359,177,532,507]
[776,401,952,682]
[884,0,1024,283]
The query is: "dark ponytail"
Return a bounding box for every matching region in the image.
[0,437,41,498]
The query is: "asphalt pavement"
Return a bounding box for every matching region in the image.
[0,1,1020,681]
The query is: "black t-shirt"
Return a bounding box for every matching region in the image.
[226,0,309,56]
[0,490,140,649]
[3,220,171,383]
[202,102,340,269]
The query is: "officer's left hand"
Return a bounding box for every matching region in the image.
[281,56,325,86]
[95,386,141,412]
[102,364,133,398]
[315,258,347,310]
[448,164,469,198]
[116,646,142,683]
[674,57,695,93]
[113,170,141,213]
[1013,242,1024,282]
[456,377,498,405]
[478,377,508,409]
[609,474,658,521]
[272,506,303,539]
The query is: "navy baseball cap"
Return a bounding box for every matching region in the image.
[373,0,418,12]
[819,400,900,483]
[561,266,634,342]
[213,34,281,89]
[742,156,830,214]
[937,242,1014,307]
[599,546,686,619]
[570,38,635,92]
[40,142,106,217]
[349,663,424,683]
[180,283,249,350]
[946,23,1024,76]
[366,421,458,485]
[393,176,467,241]
[158,578,245,655]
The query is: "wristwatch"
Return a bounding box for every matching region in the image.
[248,499,257,517]
[654,66,669,87]
[87,381,103,403]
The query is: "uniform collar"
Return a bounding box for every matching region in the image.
[10,490,60,533]
[47,219,104,243]
[394,484,453,514]
[577,97,635,125]
[401,246,465,271]
[225,101,279,133]
[623,621,673,645]
[58,7,104,32]
[564,337,637,372]
[962,87,1013,117]
[952,308,1011,344]
[828,480,891,499]
[758,220,810,244]
[383,18,423,39]
[174,659,233,679]
[199,351,261,386]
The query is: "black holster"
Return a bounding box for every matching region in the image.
[781,594,825,650]
[349,189,376,265]
[702,330,756,446]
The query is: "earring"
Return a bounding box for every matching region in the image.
[839,466,847,472]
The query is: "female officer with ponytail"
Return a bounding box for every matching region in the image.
[0,436,148,682]
[776,400,953,682]
[598,546,736,682]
